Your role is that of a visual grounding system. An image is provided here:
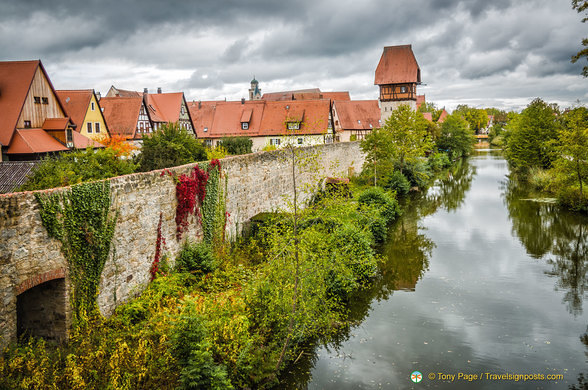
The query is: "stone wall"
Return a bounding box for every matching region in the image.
[0,141,364,346]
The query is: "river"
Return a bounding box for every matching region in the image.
[281,150,588,389]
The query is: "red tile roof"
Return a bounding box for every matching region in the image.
[438,109,449,123]
[262,88,351,102]
[99,97,142,138]
[0,60,42,146]
[374,45,421,85]
[108,86,142,98]
[321,91,351,101]
[423,112,433,122]
[42,117,71,131]
[263,88,321,101]
[187,99,331,138]
[6,129,69,154]
[334,100,381,131]
[146,92,184,123]
[72,130,103,149]
[55,90,93,129]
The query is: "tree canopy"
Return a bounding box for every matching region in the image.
[437,113,476,158]
[572,0,588,77]
[136,122,207,172]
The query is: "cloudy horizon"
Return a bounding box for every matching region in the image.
[1,0,586,112]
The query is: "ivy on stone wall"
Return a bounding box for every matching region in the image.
[35,181,117,323]
[174,159,226,245]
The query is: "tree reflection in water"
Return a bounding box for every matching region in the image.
[503,176,588,316]
[277,160,475,389]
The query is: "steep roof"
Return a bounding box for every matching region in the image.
[423,112,433,122]
[187,99,330,138]
[262,88,351,102]
[374,45,421,85]
[99,97,142,138]
[0,161,40,193]
[334,100,381,131]
[0,60,40,146]
[55,89,93,128]
[438,109,449,123]
[6,129,69,154]
[146,92,184,123]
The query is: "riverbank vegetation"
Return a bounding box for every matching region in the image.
[503,98,588,212]
[1,173,401,389]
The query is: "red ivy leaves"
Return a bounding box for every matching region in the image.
[150,212,167,281]
[175,165,212,240]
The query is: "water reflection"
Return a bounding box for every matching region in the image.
[503,176,588,316]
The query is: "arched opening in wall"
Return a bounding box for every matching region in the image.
[16,278,66,343]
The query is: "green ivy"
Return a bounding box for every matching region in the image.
[36,181,117,323]
[199,161,225,246]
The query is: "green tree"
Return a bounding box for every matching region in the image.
[417,101,443,122]
[436,113,476,158]
[454,105,489,133]
[504,98,560,171]
[361,105,433,180]
[572,0,588,77]
[219,136,253,155]
[552,107,588,207]
[21,147,137,191]
[136,122,207,172]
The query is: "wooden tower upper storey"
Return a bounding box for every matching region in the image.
[375,45,421,120]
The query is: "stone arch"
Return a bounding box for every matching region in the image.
[16,268,67,343]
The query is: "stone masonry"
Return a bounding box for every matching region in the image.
[0,141,365,346]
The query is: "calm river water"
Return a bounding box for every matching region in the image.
[282,150,588,389]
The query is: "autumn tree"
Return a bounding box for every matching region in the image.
[454,105,489,133]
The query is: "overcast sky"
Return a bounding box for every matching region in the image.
[1,0,586,111]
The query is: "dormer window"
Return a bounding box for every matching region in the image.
[204,127,208,132]
[287,122,300,130]
[357,120,361,124]
[242,122,249,130]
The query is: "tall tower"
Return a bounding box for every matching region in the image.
[248,77,261,100]
[374,45,421,123]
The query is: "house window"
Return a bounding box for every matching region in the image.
[91,102,95,111]
[270,138,281,146]
[181,106,185,115]
[400,86,407,93]
[95,122,100,133]
[42,97,49,104]
[204,127,208,132]
[297,138,303,145]
[34,96,41,104]
[66,128,73,144]
[242,122,249,130]
[287,122,300,130]
[204,139,213,147]
[24,120,31,128]
[87,122,93,133]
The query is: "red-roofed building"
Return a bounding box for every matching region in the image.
[57,89,110,141]
[438,109,449,123]
[187,99,334,151]
[416,95,426,110]
[332,100,381,141]
[105,86,142,98]
[145,91,194,134]
[262,88,350,102]
[0,60,97,161]
[99,96,152,142]
[375,45,421,122]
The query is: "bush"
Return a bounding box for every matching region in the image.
[357,187,401,224]
[398,160,430,189]
[20,147,137,191]
[176,241,217,274]
[171,311,233,390]
[383,170,410,196]
[136,122,207,171]
[427,152,451,171]
[219,137,253,155]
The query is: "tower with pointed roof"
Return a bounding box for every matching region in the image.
[374,45,421,123]
[248,77,261,100]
